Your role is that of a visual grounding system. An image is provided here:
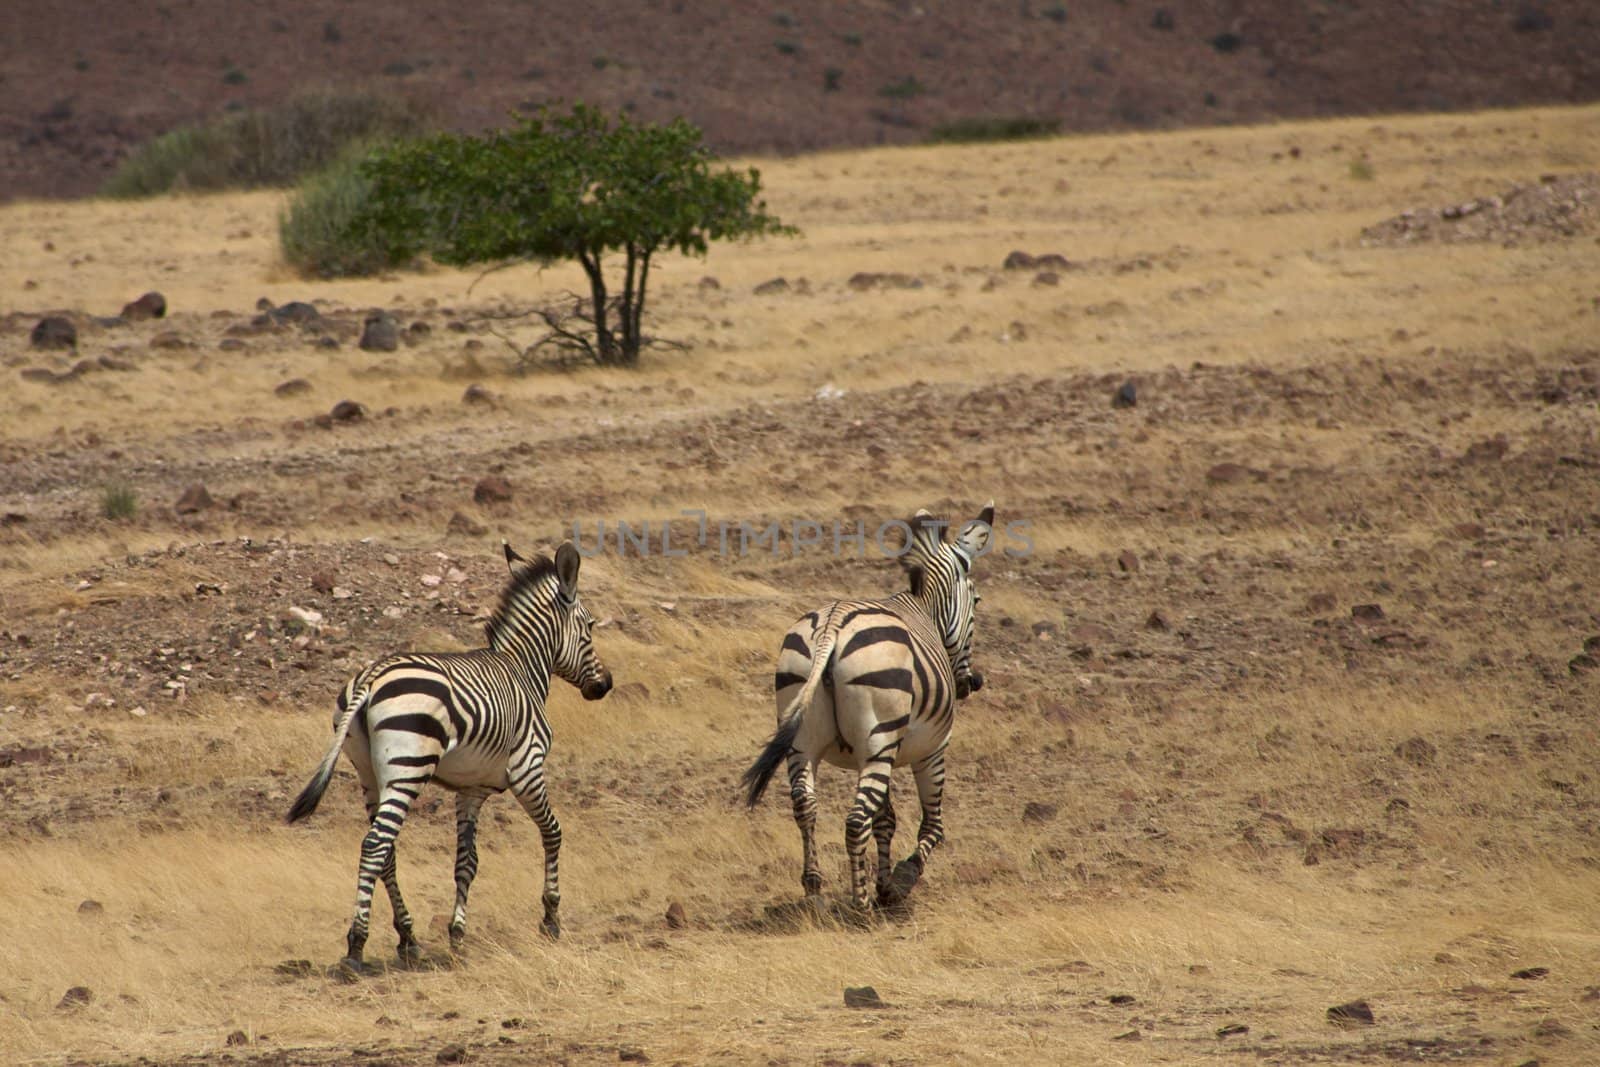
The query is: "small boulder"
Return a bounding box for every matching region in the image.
[1144,609,1170,632]
[150,331,190,349]
[436,1045,468,1064]
[31,316,76,350]
[56,986,93,1011]
[359,313,400,352]
[1002,250,1037,270]
[1116,550,1140,573]
[310,571,337,595]
[226,1030,249,1047]
[843,986,887,1009]
[1327,1000,1375,1027]
[1022,801,1058,823]
[447,512,488,537]
[174,484,215,514]
[753,277,790,296]
[1216,1023,1249,1038]
[275,378,313,398]
[77,899,104,915]
[1395,736,1436,767]
[1351,603,1386,623]
[329,400,366,422]
[1512,966,1550,980]
[1111,380,1137,408]
[268,301,322,326]
[120,291,167,320]
[665,901,687,929]
[462,383,495,406]
[474,476,512,505]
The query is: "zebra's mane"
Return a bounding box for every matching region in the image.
[484,554,560,649]
[898,512,948,599]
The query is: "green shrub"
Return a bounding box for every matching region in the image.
[926,116,1061,144]
[101,482,138,521]
[101,89,428,198]
[878,76,927,99]
[1349,158,1376,181]
[279,150,412,278]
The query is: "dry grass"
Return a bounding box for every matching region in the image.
[4,103,1600,1066]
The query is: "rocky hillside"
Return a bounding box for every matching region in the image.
[2,0,1597,202]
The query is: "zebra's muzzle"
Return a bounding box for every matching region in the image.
[581,669,613,701]
[956,670,985,699]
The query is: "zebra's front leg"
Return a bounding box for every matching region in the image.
[897,747,949,894]
[512,758,563,939]
[448,791,488,951]
[786,753,822,898]
[844,757,894,913]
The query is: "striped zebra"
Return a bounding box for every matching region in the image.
[742,503,993,912]
[286,540,612,969]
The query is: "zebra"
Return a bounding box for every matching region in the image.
[286,540,612,969]
[741,503,993,913]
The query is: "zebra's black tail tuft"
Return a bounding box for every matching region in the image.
[286,766,332,824]
[286,677,369,824]
[742,709,803,810]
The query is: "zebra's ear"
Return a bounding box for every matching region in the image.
[503,540,526,574]
[554,540,581,601]
[955,501,995,563]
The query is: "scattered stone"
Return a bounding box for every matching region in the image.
[1306,592,1337,614]
[120,291,167,320]
[1111,380,1137,408]
[77,899,103,915]
[275,378,313,398]
[1395,736,1436,767]
[1568,654,1597,675]
[31,316,77,350]
[226,1030,249,1047]
[1031,620,1058,639]
[665,901,687,929]
[753,277,790,295]
[1215,1023,1248,1038]
[150,330,190,350]
[1327,1000,1375,1027]
[174,484,215,514]
[474,476,512,505]
[1031,270,1059,286]
[847,271,922,290]
[268,301,321,326]
[1463,437,1509,462]
[1112,1029,1142,1041]
[275,958,316,978]
[462,383,495,406]
[1512,966,1550,980]
[697,276,721,290]
[1144,609,1170,632]
[1116,550,1140,573]
[56,986,93,1011]
[310,571,337,595]
[1361,172,1600,248]
[1022,801,1058,823]
[1205,462,1251,485]
[1002,250,1037,270]
[619,1049,650,1064]
[360,312,400,352]
[1108,994,1137,1005]
[447,512,488,537]
[1351,603,1386,623]
[329,399,367,422]
[436,1044,468,1064]
[843,986,887,1009]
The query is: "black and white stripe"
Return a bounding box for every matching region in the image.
[742,503,993,912]
[287,540,612,967]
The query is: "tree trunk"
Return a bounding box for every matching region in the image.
[579,250,615,364]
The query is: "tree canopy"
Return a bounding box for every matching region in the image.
[358,104,795,366]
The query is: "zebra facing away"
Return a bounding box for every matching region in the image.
[742,503,994,913]
[287,540,612,970]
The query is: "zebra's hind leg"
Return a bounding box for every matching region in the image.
[511,753,563,939]
[448,791,489,951]
[379,835,423,964]
[843,757,894,913]
[786,754,822,898]
[872,794,898,906]
[344,783,420,969]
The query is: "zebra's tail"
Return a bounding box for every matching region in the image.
[286,676,370,824]
[741,627,838,810]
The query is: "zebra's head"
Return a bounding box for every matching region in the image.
[903,501,994,699]
[498,541,613,701]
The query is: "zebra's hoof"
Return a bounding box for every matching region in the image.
[540,917,561,940]
[333,956,366,982]
[396,942,425,967]
[448,927,466,952]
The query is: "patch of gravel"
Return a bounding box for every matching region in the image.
[1360,172,1600,247]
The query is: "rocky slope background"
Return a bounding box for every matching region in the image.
[3,0,1598,201]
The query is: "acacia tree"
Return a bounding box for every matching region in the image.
[358,104,794,367]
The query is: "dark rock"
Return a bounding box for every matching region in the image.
[1111,380,1137,408]
[31,316,77,350]
[665,901,687,929]
[1205,462,1251,484]
[1030,620,1059,639]
[174,484,215,514]
[447,512,488,537]
[847,271,922,290]
[1351,603,1386,623]
[1035,253,1072,270]
[1568,654,1597,675]
[1108,994,1137,1005]
[474,476,512,505]
[408,321,432,337]
[1144,609,1170,632]
[1151,9,1175,31]
[1002,250,1037,270]
[753,277,790,295]
[329,399,367,422]
[120,291,167,320]
[56,986,93,1011]
[1211,31,1243,53]
[359,313,400,352]
[315,335,340,349]
[77,899,103,914]
[1319,828,1365,857]
[1327,1000,1375,1027]
[274,959,315,977]
[436,1045,468,1064]
[1031,271,1059,286]
[1022,801,1058,823]
[1216,1023,1248,1037]
[1395,736,1436,767]
[1463,437,1509,462]
[619,1049,650,1064]
[275,378,313,398]
[1306,592,1337,614]
[150,331,189,350]
[462,383,495,406]
[269,301,321,325]
[1533,1016,1571,1039]
[1116,549,1140,573]
[310,571,337,595]
[843,986,887,1009]
[226,1030,249,1047]
[1512,966,1550,980]
[698,276,721,290]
